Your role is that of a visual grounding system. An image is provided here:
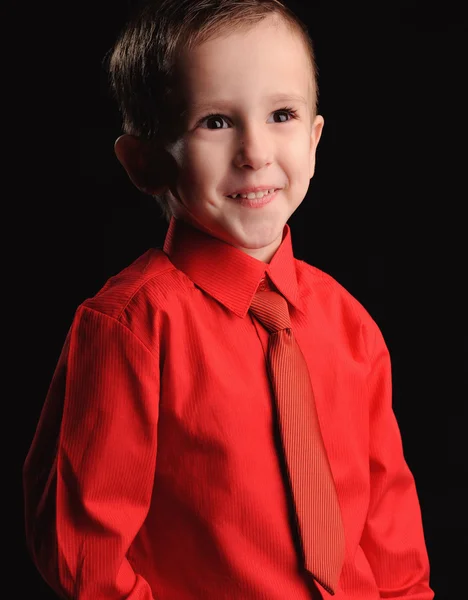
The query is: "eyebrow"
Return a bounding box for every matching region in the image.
[188,93,308,116]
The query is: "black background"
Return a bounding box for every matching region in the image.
[17,1,467,598]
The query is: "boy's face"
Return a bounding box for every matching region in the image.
[166,15,324,263]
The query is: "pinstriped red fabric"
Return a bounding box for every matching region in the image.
[249,289,345,595]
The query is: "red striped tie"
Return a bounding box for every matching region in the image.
[249,288,345,594]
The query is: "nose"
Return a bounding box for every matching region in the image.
[233,124,273,170]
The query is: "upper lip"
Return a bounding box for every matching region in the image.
[226,186,280,196]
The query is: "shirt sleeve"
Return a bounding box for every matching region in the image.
[23,304,159,599]
[360,322,434,599]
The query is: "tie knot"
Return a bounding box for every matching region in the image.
[249,290,291,333]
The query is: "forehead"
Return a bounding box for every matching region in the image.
[176,16,312,109]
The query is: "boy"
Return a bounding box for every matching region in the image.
[23,1,434,598]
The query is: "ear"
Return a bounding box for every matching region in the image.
[114,134,176,195]
[309,115,325,179]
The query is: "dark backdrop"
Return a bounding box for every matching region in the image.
[18,1,467,598]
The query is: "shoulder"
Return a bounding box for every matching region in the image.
[72,248,191,350]
[295,259,373,321]
[80,248,176,318]
[295,258,385,358]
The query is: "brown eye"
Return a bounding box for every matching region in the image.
[198,107,297,129]
[200,115,229,129]
[274,111,292,123]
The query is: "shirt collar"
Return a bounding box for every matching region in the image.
[163,217,305,318]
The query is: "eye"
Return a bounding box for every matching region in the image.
[200,114,229,130]
[198,107,298,130]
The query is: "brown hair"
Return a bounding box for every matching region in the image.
[107,0,320,223]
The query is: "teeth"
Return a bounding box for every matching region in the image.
[229,188,276,199]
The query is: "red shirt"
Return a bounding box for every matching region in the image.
[23,216,433,599]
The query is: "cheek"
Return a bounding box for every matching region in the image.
[178,155,217,195]
[281,132,310,160]
[282,141,311,178]
[176,144,203,183]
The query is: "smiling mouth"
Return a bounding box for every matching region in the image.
[226,188,280,208]
[226,188,278,199]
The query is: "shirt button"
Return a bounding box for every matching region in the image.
[258,277,267,291]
